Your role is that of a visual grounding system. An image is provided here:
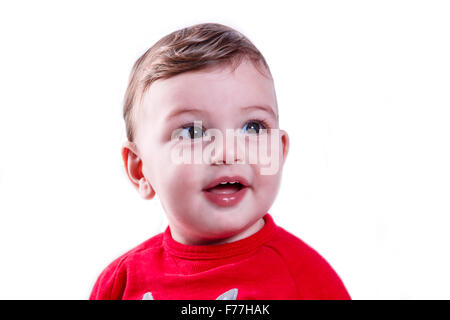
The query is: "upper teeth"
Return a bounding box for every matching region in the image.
[220,181,238,184]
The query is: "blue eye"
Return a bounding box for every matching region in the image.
[242,120,267,134]
[176,124,205,140]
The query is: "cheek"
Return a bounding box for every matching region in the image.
[141,139,207,203]
[158,163,205,201]
[259,173,281,193]
[252,169,282,207]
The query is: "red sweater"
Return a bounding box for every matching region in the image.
[90,214,350,300]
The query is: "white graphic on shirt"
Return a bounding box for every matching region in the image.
[142,292,154,300]
[142,288,238,300]
[215,288,238,300]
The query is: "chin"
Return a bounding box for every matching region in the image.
[206,212,259,236]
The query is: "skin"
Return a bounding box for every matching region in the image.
[122,58,289,245]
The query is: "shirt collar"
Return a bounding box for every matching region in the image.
[163,213,276,260]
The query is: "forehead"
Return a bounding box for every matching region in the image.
[139,59,278,124]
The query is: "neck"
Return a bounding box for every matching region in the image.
[171,217,266,246]
[211,217,265,245]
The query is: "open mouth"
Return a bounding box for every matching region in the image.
[205,181,245,194]
[202,176,250,207]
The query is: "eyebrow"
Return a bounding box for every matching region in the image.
[165,107,205,121]
[242,105,278,119]
[165,104,278,121]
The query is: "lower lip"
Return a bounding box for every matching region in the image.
[203,187,248,207]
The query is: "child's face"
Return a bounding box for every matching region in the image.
[125,59,289,245]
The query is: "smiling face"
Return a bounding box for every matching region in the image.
[123,59,289,245]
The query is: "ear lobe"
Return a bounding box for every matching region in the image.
[138,177,156,200]
[121,141,155,200]
[280,130,289,164]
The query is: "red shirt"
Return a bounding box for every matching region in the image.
[90,214,351,300]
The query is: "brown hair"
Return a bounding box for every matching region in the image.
[123,22,273,142]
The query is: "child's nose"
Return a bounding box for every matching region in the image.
[209,130,245,165]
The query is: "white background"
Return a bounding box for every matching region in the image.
[0,0,449,299]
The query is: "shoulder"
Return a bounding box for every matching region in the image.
[265,224,351,300]
[89,232,164,300]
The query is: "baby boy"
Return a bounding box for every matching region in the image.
[90,22,350,300]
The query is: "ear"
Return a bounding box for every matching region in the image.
[121,141,155,200]
[279,129,289,165]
